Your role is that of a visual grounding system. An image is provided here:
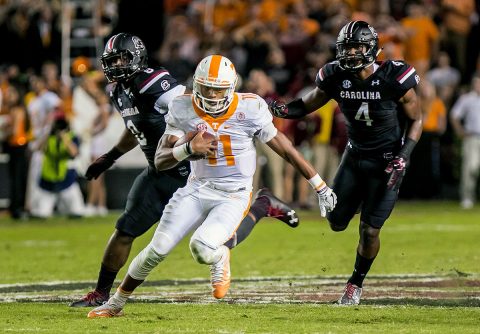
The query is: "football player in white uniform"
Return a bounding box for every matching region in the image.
[87,55,337,318]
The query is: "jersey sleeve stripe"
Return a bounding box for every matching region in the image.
[318,68,325,81]
[396,66,415,84]
[139,71,169,94]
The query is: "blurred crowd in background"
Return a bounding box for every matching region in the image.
[0,0,479,220]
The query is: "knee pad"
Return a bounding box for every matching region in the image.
[127,244,166,281]
[189,238,219,265]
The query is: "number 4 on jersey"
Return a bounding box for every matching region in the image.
[355,102,372,126]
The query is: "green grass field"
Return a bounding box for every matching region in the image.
[1,201,479,333]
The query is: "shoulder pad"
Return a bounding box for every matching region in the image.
[382,60,420,90]
[315,61,341,84]
[133,68,172,93]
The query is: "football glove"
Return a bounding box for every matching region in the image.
[267,99,289,118]
[385,156,407,191]
[85,147,123,180]
[317,186,337,217]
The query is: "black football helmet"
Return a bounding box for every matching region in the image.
[101,33,148,82]
[336,21,379,72]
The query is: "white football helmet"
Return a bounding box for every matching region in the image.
[193,55,238,115]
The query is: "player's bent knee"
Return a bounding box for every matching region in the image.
[189,239,216,264]
[150,231,177,255]
[127,243,166,281]
[360,221,381,241]
[327,217,349,231]
[329,223,348,232]
[327,212,350,231]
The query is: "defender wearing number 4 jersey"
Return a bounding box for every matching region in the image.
[87,54,336,318]
[269,21,423,305]
[70,34,302,309]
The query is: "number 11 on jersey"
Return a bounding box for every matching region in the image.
[208,134,235,166]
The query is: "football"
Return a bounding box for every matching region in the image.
[174,130,217,161]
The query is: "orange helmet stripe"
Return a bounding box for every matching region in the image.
[208,55,222,79]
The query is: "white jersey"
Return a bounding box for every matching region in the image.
[165,93,277,188]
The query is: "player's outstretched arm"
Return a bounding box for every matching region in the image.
[266,131,337,217]
[85,129,137,180]
[268,87,330,119]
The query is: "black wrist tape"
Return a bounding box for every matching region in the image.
[398,138,417,159]
[285,98,308,119]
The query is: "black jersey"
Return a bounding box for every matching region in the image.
[315,60,419,153]
[108,67,190,177]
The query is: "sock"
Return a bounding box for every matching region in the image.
[249,196,270,220]
[96,264,119,295]
[109,287,132,308]
[347,252,375,288]
[224,214,256,249]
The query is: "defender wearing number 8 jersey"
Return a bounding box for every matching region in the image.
[268,21,423,305]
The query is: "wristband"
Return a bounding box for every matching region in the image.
[186,141,192,155]
[308,174,326,192]
[284,98,308,119]
[172,143,191,161]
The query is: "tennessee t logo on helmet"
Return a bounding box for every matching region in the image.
[192,55,238,115]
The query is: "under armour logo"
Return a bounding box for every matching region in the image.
[288,210,299,225]
[371,80,380,86]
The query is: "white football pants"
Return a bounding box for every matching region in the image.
[128,179,252,280]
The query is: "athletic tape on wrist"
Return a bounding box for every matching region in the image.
[172,143,191,161]
[308,174,326,192]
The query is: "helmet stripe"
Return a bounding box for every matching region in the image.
[107,34,118,51]
[208,55,222,80]
[346,21,356,39]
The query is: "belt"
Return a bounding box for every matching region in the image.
[192,176,248,193]
[208,183,247,193]
[200,181,247,193]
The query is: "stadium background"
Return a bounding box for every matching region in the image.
[0,0,480,212]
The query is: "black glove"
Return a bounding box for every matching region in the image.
[267,99,289,118]
[384,156,407,191]
[85,147,123,180]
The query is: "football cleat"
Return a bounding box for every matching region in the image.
[255,188,299,227]
[210,246,231,299]
[87,301,124,318]
[338,282,363,305]
[70,290,109,307]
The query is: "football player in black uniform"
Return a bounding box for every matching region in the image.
[269,21,423,305]
[70,33,299,307]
